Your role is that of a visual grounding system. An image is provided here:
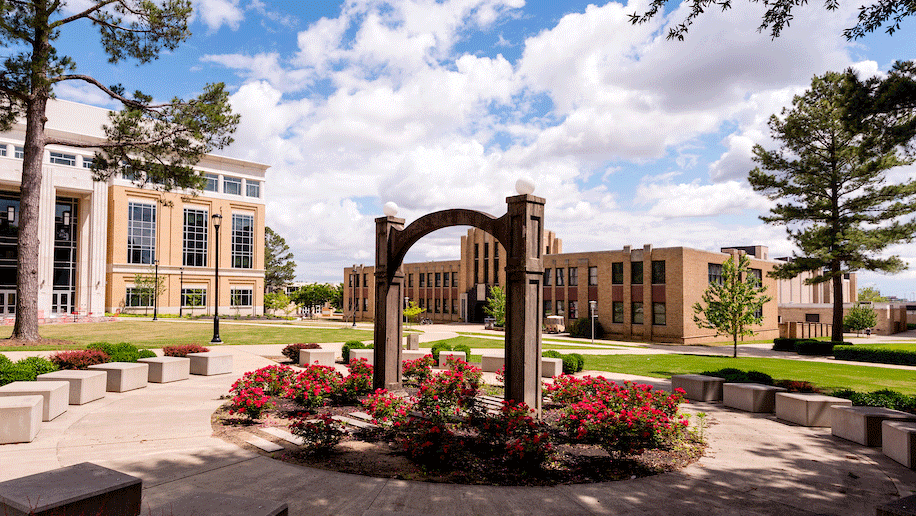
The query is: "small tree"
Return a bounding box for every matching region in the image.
[403,301,425,326]
[131,269,166,316]
[858,286,888,303]
[693,255,772,358]
[844,304,878,336]
[264,291,291,315]
[484,286,506,327]
[265,227,296,292]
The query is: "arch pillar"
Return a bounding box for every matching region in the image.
[373,214,405,390]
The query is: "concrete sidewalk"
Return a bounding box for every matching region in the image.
[1,344,915,515]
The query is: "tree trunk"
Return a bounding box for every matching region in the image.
[832,268,844,343]
[733,333,738,358]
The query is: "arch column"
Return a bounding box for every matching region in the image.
[374,214,405,390]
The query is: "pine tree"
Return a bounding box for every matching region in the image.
[749,66,916,343]
[1,1,239,341]
[265,227,296,292]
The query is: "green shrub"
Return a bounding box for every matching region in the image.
[560,355,579,374]
[542,350,562,359]
[794,340,837,356]
[0,353,10,368]
[431,341,453,362]
[86,342,154,363]
[702,368,774,385]
[567,317,604,339]
[908,323,916,331]
[772,338,799,352]
[341,340,370,363]
[833,346,916,366]
[569,353,585,372]
[541,350,584,374]
[831,389,916,413]
[453,344,472,360]
[0,356,58,386]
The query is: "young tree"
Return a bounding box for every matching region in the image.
[265,227,295,292]
[292,283,336,316]
[3,1,239,342]
[483,285,506,327]
[844,303,878,336]
[858,286,888,303]
[329,283,343,311]
[131,269,166,316]
[749,67,916,343]
[264,291,291,315]
[693,255,772,358]
[403,301,425,326]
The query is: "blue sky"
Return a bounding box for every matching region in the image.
[48,0,916,299]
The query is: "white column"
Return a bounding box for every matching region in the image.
[36,162,55,317]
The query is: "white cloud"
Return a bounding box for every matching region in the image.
[194,0,244,31]
[636,179,771,218]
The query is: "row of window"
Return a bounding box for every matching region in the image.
[473,242,500,285]
[124,287,252,307]
[543,300,580,319]
[610,301,666,325]
[349,298,369,311]
[202,173,260,198]
[349,272,369,287]
[0,145,93,168]
[708,263,763,285]
[610,261,666,285]
[408,271,458,288]
[418,297,459,314]
[127,201,254,268]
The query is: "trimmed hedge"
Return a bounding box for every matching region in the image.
[701,368,774,385]
[772,338,799,352]
[163,344,210,358]
[281,343,320,362]
[0,353,10,368]
[342,340,371,363]
[831,388,916,413]
[430,342,470,362]
[542,350,585,374]
[86,342,155,362]
[0,356,58,386]
[833,346,916,366]
[795,340,848,356]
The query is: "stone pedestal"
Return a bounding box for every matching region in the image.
[831,405,916,446]
[187,352,233,375]
[138,357,190,383]
[87,363,149,392]
[438,351,467,368]
[401,350,430,363]
[541,357,562,377]
[0,462,141,516]
[299,349,335,367]
[882,421,916,469]
[722,383,786,413]
[349,349,375,364]
[481,355,504,372]
[0,395,42,444]
[671,374,725,402]
[0,381,69,421]
[37,370,106,405]
[775,393,851,427]
[405,334,420,350]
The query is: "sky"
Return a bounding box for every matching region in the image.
[46,0,916,299]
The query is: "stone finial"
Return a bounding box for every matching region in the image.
[515,177,535,195]
[382,202,399,217]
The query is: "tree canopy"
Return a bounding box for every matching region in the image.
[748,65,916,342]
[858,286,888,303]
[483,285,506,327]
[844,303,878,335]
[265,227,296,292]
[630,0,916,40]
[292,283,337,314]
[2,0,238,341]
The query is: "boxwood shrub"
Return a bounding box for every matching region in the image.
[701,368,774,385]
[772,338,799,352]
[86,342,155,362]
[0,356,58,386]
[342,340,371,363]
[833,346,916,366]
[541,350,585,374]
[794,340,842,356]
[831,388,916,413]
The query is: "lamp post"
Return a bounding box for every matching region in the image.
[589,300,597,347]
[152,260,159,321]
[211,213,223,344]
[404,296,409,326]
[179,268,184,318]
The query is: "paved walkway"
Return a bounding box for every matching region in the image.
[2,343,916,515]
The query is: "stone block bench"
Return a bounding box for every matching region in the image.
[0,395,42,444]
[37,370,106,405]
[405,333,420,350]
[723,383,786,413]
[542,357,562,377]
[348,348,374,364]
[775,393,851,427]
[438,351,467,367]
[188,351,233,375]
[670,374,725,402]
[88,362,149,392]
[0,381,68,421]
[147,492,287,516]
[882,421,916,469]
[0,462,141,516]
[138,356,190,383]
[299,349,335,367]
[481,355,503,372]
[830,406,916,447]
[876,494,916,516]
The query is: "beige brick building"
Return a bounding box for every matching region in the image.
[344,229,780,344]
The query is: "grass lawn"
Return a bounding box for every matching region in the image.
[422,336,625,351]
[0,320,374,351]
[452,333,630,349]
[583,354,916,394]
[842,342,916,351]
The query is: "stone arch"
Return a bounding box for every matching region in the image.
[373,195,545,413]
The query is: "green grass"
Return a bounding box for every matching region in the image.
[844,342,916,351]
[0,320,374,351]
[452,333,630,348]
[422,336,624,351]
[583,354,916,394]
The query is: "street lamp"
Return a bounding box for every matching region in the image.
[351,265,357,327]
[589,300,597,347]
[211,213,223,344]
[179,267,184,318]
[404,296,409,326]
[152,259,159,321]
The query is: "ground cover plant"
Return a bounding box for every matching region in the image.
[212,358,703,485]
[0,355,58,386]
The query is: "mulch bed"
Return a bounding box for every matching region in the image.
[0,337,78,348]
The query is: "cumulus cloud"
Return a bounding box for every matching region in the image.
[194,0,244,31]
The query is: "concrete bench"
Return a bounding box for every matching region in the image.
[876,494,916,516]
[481,355,504,372]
[0,395,42,444]
[88,362,149,392]
[298,349,335,367]
[542,357,562,377]
[138,356,190,383]
[188,351,233,375]
[775,393,852,427]
[404,333,420,350]
[147,492,287,516]
[348,348,374,364]
[401,350,430,363]
[831,406,916,446]
[438,351,467,367]
[670,374,725,402]
[882,421,916,469]
[37,370,106,405]
[0,462,141,516]
[722,383,786,413]
[0,381,69,421]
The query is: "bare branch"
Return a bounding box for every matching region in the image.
[51,0,119,28]
[51,74,175,109]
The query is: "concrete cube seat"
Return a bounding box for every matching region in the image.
[722,383,786,413]
[401,350,431,363]
[299,349,335,367]
[876,494,916,516]
[138,356,190,383]
[775,392,851,427]
[0,381,69,421]
[831,405,916,446]
[147,492,287,516]
[0,462,141,516]
[348,348,374,364]
[438,351,467,368]
[187,351,233,375]
[542,357,562,378]
[88,362,149,392]
[670,374,725,402]
[481,355,504,372]
[37,370,106,405]
[0,395,42,444]
[882,420,916,469]
[404,333,420,350]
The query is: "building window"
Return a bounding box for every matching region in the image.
[543,300,552,315]
[652,260,665,284]
[355,273,360,288]
[231,214,254,268]
[544,268,552,286]
[452,272,457,287]
[452,299,458,315]
[708,263,724,284]
[82,157,93,169]
[125,287,153,307]
[612,262,623,284]
[246,180,260,198]
[435,299,440,313]
[204,173,219,192]
[363,298,368,311]
[805,313,820,323]
[0,145,6,157]
[653,302,666,325]
[556,300,565,316]
[127,201,156,264]
[50,152,76,166]
[182,208,208,267]
[363,273,367,286]
[569,300,578,319]
[631,262,643,285]
[419,274,425,288]
[418,299,424,309]
[443,272,449,288]
[474,243,479,283]
[408,274,414,288]
[748,268,763,286]
[589,266,598,286]
[181,288,207,307]
[632,302,644,324]
[230,288,253,307]
[435,272,441,287]
[223,176,242,195]
[612,301,624,323]
[427,273,432,287]
[569,268,578,286]
[14,146,23,159]
[556,268,564,286]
